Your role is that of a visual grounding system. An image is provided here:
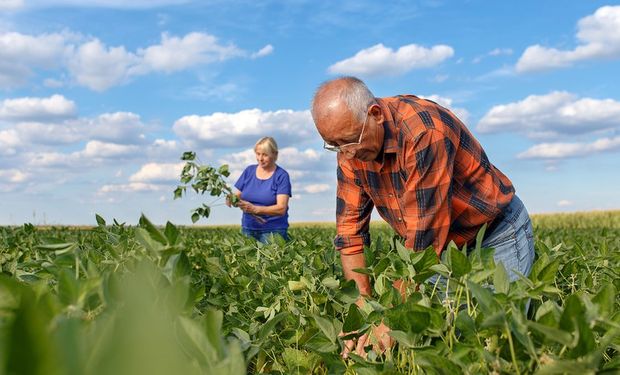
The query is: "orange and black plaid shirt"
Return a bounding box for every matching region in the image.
[335,95,515,256]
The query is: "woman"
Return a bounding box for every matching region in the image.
[228,137,292,242]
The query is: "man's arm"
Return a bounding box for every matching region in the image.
[334,155,373,298]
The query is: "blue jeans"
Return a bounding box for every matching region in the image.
[480,195,535,281]
[429,195,535,284]
[242,228,290,243]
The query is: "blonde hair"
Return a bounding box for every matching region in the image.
[255,137,279,161]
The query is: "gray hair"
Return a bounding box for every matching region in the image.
[255,136,278,161]
[311,76,376,123]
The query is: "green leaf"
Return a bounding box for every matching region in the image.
[446,247,471,278]
[592,283,616,318]
[321,277,339,289]
[466,280,501,315]
[181,151,196,161]
[164,221,179,245]
[313,315,337,343]
[138,214,168,245]
[342,304,365,333]
[191,212,200,223]
[304,333,338,353]
[528,321,573,346]
[493,262,509,295]
[258,312,288,340]
[95,214,106,226]
[395,240,411,262]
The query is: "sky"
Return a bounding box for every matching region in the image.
[1,0,619,226]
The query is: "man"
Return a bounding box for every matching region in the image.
[311,76,535,357]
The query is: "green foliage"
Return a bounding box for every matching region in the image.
[173,151,240,223]
[0,212,619,373]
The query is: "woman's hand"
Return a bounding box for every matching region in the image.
[237,200,258,214]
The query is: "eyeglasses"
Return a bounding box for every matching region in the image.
[323,110,369,153]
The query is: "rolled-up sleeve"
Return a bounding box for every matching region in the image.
[334,155,373,255]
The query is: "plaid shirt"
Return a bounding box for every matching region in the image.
[335,95,515,255]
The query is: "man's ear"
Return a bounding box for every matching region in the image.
[369,103,383,123]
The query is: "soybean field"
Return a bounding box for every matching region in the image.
[1,211,619,374]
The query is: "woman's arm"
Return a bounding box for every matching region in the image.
[237,194,289,216]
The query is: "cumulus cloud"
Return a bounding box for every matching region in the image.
[0,0,24,10]
[26,0,189,8]
[0,30,268,91]
[0,96,146,147]
[299,184,330,194]
[517,136,620,160]
[477,91,620,139]
[251,44,274,59]
[0,129,20,156]
[0,31,71,87]
[328,43,454,77]
[0,168,28,192]
[173,108,314,148]
[67,39,140,91]
[420,94,470,124]
[516,5,620,72]
[129,162,184,183]
[98,182,163,194]
[0,94,76,121]
[137,32,244,74]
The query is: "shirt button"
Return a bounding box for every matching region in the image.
[397,217,403,222]
[388,194,394,197]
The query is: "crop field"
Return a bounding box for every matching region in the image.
[1,211,619,374]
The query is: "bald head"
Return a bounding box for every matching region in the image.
[311,77,376,139]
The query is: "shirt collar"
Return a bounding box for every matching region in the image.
[377,98,399,154]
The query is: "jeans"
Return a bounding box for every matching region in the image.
[242,228,290,243]
[480,195,535,281]
[428,195,535,285]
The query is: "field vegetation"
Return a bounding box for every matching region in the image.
[1,211,619,374]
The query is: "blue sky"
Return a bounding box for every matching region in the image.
[1,0,619,225]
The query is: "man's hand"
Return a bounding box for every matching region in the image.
[341,321,393,359]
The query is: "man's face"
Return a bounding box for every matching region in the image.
[316,102,384,162]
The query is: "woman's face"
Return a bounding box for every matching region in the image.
[255,146,276,169]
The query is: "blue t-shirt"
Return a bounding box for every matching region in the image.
[234,164,292,230]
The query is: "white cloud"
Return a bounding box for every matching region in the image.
[251,44,274,59]
[0,31,70,87]
[472,48,513,64]
[98,182,163,194]
[0,0,23,10]
[300,184,330,194]
[419,94,470,124]
[129,162,184,183]
[80,140,141,159]
[477,91,620,139]
[517,136,620,160]
[67,39,140,91]
[0,95,76,121]
[557,200,573,207]
[0,30,260,91]
[0,168,28,183]
[26,0,190,8]
[137,32,244,74]
[516,5,620,72]
[328,43,454,77]
[173,108,314,148]
[0,129,20,155]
